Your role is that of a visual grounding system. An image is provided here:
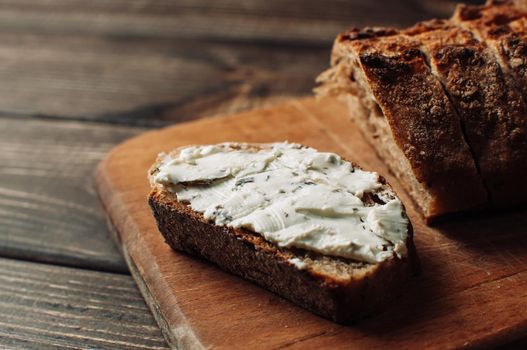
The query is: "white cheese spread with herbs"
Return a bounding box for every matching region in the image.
[152,142,409,263]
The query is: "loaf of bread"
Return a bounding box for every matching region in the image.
[316,0,527,221]
[148,143,418,323]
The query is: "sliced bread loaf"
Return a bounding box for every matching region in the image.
[315,28,487,221]
[148,142,418,323]
[317,0,527,219]
[405,19,527,205]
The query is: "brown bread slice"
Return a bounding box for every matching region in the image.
[148,145,418,323]
[405,19,527,205]
[315,28,487,221]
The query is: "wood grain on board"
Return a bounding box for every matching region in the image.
[96,97,527,349]
[0,257,168,350]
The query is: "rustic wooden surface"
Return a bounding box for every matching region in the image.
[0,257,168,349]
[0,118,142,272]
[96,97,527,350]
[0,0,499,349]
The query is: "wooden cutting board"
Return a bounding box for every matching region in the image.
[95,97,527,349]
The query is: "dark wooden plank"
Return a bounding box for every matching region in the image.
[0,32,328,125]
[0,117,145,272]
[0,257,168,350]
[0,0,470,45]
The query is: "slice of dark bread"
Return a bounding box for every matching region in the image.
[406,19,527,205]
[315,28,487,221]
[148,144,418,323]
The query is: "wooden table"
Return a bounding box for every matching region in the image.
[2,1,514,349]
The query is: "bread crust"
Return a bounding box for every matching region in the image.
[452,1,527,207]
[148,145,418,323]
[452,1,527,111]
[329,28,487,219]
[407,19,527,204]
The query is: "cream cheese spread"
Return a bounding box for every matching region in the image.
[152,142,409,264]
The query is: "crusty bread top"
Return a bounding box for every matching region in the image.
[451,1,527,74]
[452,1,527,103]
[453,0,525,25]
[330,28,487,216]
[407,18,527,201]
[456,0,526,22]
[336,29,476,184]
[316,0,527,216]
